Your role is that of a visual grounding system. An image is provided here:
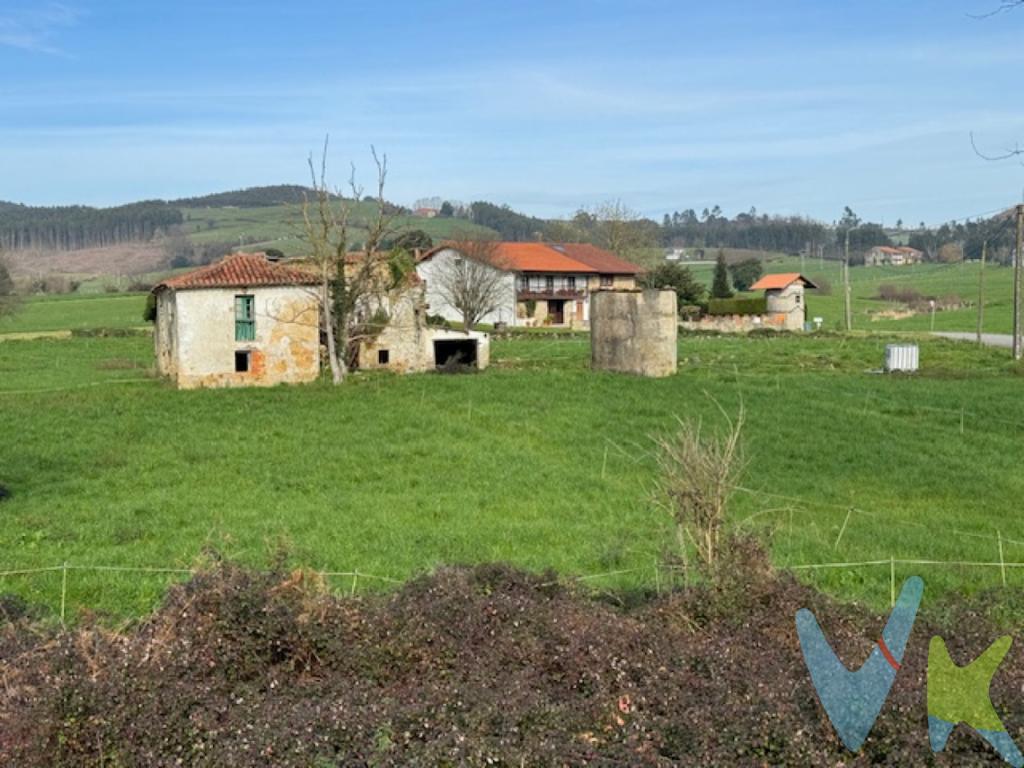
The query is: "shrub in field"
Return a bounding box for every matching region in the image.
[653,408,745,572]
[878,284,922,304]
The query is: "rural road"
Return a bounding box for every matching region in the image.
[933,332,1013,349]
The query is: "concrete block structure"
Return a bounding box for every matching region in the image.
[590,289,677,377]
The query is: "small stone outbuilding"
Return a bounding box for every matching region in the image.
[748,273,818,331]
[357,283,490,373]
[152,253,320,389]
[590,289,677,377]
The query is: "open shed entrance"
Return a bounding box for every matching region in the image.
[434,338,478,368]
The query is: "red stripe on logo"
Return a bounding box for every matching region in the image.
[878,637,901,671]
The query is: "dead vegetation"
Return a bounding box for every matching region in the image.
[1,553,1020,766]
[653,406,745,573]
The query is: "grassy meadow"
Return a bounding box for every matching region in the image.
[3,289,1024,618]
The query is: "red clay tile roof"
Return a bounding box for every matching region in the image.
[553,243,644,274]
[420,242,643,275]
[749,272,818,291]
[155,253,320,291]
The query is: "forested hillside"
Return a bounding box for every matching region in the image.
[0,201,182,251]
[170,185,336,208]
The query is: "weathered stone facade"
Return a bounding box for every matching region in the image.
[152,254,321,389]
[590,289,677,378]
[680,313,789,333]
[358,287,490,373]
[155,286,320,389]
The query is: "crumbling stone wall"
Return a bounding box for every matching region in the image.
[590,289,677,377]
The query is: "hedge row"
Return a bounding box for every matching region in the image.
[707,296,768,316]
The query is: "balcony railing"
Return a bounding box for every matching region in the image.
[516,288,586,300]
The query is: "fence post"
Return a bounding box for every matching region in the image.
[60,562,68,626]
[350,570,359,597]
[601,446,609,480]
[889,556,895,608]
[834,508,853,551]
[999,531,1008,588]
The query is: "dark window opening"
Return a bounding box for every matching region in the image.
[600,274,613,288]
[378,349,390,365]
[566,276,576,290]
[433,339,478,369]
[235,350,251,373]
[545,275,555,291]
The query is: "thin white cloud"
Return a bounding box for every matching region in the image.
[0,3,81,55]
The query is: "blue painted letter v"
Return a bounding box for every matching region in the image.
[795,576,924,752]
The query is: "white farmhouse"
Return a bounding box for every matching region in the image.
[152,253,321,389]
[416,242,643,328]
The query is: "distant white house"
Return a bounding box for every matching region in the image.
[416,242,643,328]
[865,246,923,266]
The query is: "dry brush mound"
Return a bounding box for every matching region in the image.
[0,544,1019,766]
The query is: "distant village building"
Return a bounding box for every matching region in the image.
[413,207,439,218]
[416,242,643,328]
[748,272,818,331]
[864,246,924,267]
[152,253,320,389]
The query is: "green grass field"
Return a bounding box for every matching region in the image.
[0,293,149,335]
[3,299,1024,618]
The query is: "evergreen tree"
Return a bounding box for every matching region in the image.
[711,250,733,298]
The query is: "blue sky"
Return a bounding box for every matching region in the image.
[2,0,1024,225]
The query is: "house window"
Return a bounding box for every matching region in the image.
[518,275,530,291]
[566,276,576,290]
[795,293,802,306]
[600,274,613,288]
[234,350,251,373]
[235,295,255,341]
[545,275,554,291]
[378,349,390,365]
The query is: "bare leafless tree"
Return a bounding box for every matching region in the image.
[429,238,513,331]
[301,137,395,383]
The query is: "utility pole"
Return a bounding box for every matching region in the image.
[1015,205,1023,360]
[843,228,852,331]
[977,240,987,346]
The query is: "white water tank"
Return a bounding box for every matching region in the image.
[885,344,919,373]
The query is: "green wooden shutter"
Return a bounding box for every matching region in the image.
[235,295,255,341]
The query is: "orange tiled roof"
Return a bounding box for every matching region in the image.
[421,242,643,275]
[155,253,320,291]
[749,272,818,291]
